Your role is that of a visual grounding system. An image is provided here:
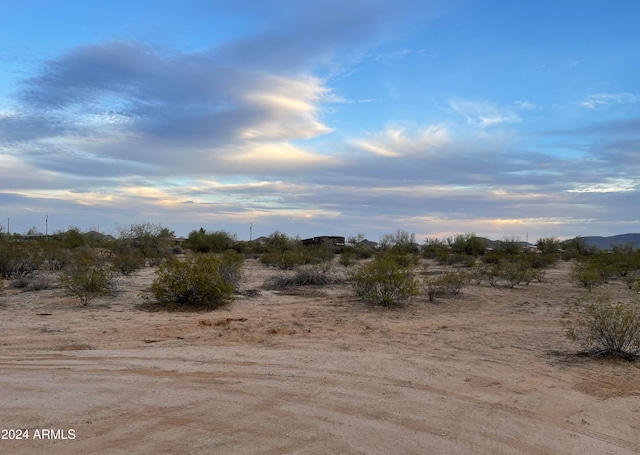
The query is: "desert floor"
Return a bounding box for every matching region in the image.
[1,258,639,454]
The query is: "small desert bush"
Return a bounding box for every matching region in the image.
[111,250,146,276]
[622,275,640,291]
[571,261,605,291]
[0,243,41,278]
[339,248,357,267]
[351,258,419,307]
[261,249,307,269]
[375,250,420,268]
[483,263,503,287]
[424,271,470,302]
[59,249,116,306]
[10,272,54,291]
[264,264,334,289]
[42,247,72,271]
[217,250,244,291]
[149,254,235,308]
[501,261,534,288]
[438,253,476,268]
[564,295,640,360]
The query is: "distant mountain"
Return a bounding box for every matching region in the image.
[579,233,640,250]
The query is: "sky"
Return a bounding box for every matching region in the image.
[1,0,639,242]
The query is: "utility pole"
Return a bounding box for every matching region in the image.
[45,215,48,236]
[250,223,253,241]
[7,218,9,235]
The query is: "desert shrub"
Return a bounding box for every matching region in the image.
[149,254,234,308]
[561,236,598,259]
[564,295,640,360]
[571,261,605,291]
[622,275,640,291]
[536,237,562,255]
[484,263,503,287]
[0,242,41,278]
[351,258,419,307]
[524,252,558,269]
[380,229,419,255]
[340,248,357,267]
[11,272,54,291]
[495,235,523,255]
[424,271,469,302]
[111,250,145,275]
[438,253,475,268]
[261,249,307,269]
[59,249,116,306]
[375,250,420,268]
[501,261,534,288]
[184,228,236,253]
[446,233,487,256]
[264,264,334,289]
[41,247,72,271]
[217,250,244,291]
[114,222,175,264]
[261,243,332,270]
[469,265,485,285]
[481,250,503,264]
[352,244,374,259]
[530,267,547,283]
[50,226,86,249]
[304,244,335,263]
[422,237,449,259]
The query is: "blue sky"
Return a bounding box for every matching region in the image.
[1,0,639,241]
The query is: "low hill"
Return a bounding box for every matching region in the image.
[580,233,640,250]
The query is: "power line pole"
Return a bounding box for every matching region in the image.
[45,215,48,236]
[250,223,253,241]
[7,218,9,235]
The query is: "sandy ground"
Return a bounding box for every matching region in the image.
[0,258,639,454]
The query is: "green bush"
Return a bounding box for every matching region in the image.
[351,258,418,307]
[114,222,175,264]
[218,250,244,291]
[150,254,235,308]
[41,247,72,271]
[111,250,146,275]
[565,295,640,360]
[59,249,116,306]
[339,247,357,267]
[184,228,237,253]
[264,264,334,289]
[424,271,470,302]
[10,272,53,291]
[501,261,534,288]
[0,242,42,278]
[375,250,420,268]
[571,261,605,291]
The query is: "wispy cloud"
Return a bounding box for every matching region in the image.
[449,100,521,127]
[352,125,450,157]
[514,100,540,110]
[1,40,340,179]
[567,178,637,193]
[576,93,638,109]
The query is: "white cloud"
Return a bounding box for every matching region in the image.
[567,178,637,193]
[576,93,638,109]
[353,124,450,157]
[449,99,521,127]
[514,100,540,110]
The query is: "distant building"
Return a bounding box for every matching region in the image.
[301,236,346,247]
